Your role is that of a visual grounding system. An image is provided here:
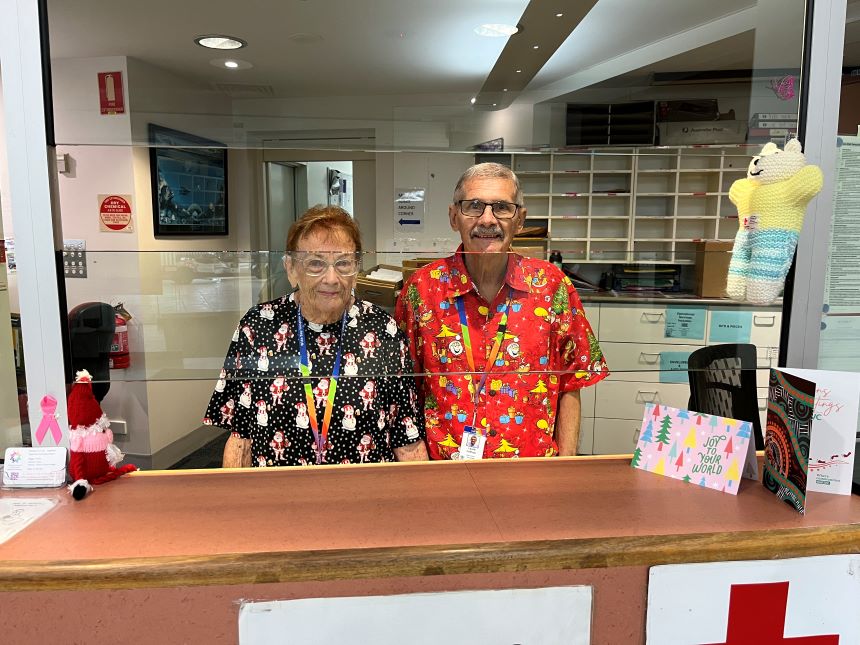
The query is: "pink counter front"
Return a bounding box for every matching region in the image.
[1,457,859,644]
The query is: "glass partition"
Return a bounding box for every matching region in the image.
[0,74,27,455]
[39,0,810,467]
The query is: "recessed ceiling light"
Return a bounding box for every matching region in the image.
[532,45,539,50]
[209,58,253,70]
[503,88,509,92]
[556,13,564,18]
[470,97,476,104]
[474,23,519,37]
[492,103,497,107]
[516,69,522,73]
[195,35,247,50]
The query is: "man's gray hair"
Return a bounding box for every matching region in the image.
[452,162,523,205]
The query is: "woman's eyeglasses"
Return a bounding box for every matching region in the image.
[289,251,361,277]
[457,199,520,219]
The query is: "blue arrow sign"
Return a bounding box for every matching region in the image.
[398,218,421,225]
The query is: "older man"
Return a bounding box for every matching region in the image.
[395,163,608,460]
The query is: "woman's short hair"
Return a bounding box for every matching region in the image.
[286,204,362,253]
[452,162,522,205]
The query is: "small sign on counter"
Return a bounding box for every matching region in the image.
[2,447,67,488]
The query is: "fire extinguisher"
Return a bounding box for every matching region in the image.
[109,302,132,369]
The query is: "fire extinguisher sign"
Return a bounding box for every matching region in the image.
[98,194,134,233]
[97,71,125,115]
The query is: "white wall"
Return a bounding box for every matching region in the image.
[126,57,233,146]
[52,56,132,145]
[375,151,469,258]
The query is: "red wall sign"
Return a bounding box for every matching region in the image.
[98,71,125,115]
[98,195,133,232]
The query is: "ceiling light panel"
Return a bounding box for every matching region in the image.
[195,35,247,50]
[474,23,519,37]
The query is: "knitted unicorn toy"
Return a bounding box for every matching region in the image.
[726,139,822,305]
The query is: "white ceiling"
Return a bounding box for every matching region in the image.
[46,0,856,106]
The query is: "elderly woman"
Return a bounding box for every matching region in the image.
[204,205,428,467]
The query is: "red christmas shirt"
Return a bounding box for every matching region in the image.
[395,247,609,459]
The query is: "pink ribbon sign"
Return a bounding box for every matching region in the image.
[35,395,63,445]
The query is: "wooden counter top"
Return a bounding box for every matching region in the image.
[1,457,858,591]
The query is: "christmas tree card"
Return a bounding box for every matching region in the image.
[763,369,817,514]
[632,403,758,495]
[780,368,860,496]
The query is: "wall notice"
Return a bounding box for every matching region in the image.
[97,71,125,115]
[395,188,425,232]
[98,194,133,233]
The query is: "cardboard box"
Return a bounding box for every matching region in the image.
[355,264,403,309]
[659,121,746,145]
[511,245,546,259]
[400,257,438,282]
[695,241,734,297]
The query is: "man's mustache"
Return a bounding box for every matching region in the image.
[471,226,503,237]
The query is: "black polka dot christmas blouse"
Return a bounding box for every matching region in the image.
[204,293,425,466]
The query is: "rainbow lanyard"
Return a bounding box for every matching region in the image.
[454,288,513,428]
[296,304,348,464]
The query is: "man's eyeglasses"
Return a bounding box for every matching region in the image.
[457,199,520,219]
[288,251,361,277]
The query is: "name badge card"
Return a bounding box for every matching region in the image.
[632,403,758,495]
[457,426,486,461]
[2,447,67,488]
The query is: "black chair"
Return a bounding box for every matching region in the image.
[687,343,764,449]
[68,302,115,402]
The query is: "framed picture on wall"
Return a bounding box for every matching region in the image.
[149,124,228,236]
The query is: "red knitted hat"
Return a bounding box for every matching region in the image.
[67,370,104,429]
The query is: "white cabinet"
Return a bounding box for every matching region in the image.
[581,301,782,455]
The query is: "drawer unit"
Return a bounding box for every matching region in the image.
[593,418,642,455]
[582,300,781,454]
[601,341,701,382]
[750,310,781,347]
[593,380,691,420]
[599,304,707,345]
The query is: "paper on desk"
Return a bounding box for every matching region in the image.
[0,498,58,545]
[366,268,403,282]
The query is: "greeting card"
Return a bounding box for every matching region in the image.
[783,368,860,495]
[763,369,816,514]
[632,403,758,495]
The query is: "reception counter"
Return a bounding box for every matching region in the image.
[1,457,859,644]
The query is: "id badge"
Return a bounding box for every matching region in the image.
[458,426,485,461]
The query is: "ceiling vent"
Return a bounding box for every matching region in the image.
[211,83,275,98]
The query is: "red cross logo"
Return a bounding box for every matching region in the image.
[704,582,839,644]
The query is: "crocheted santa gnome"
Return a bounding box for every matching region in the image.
[67,370,137,500]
